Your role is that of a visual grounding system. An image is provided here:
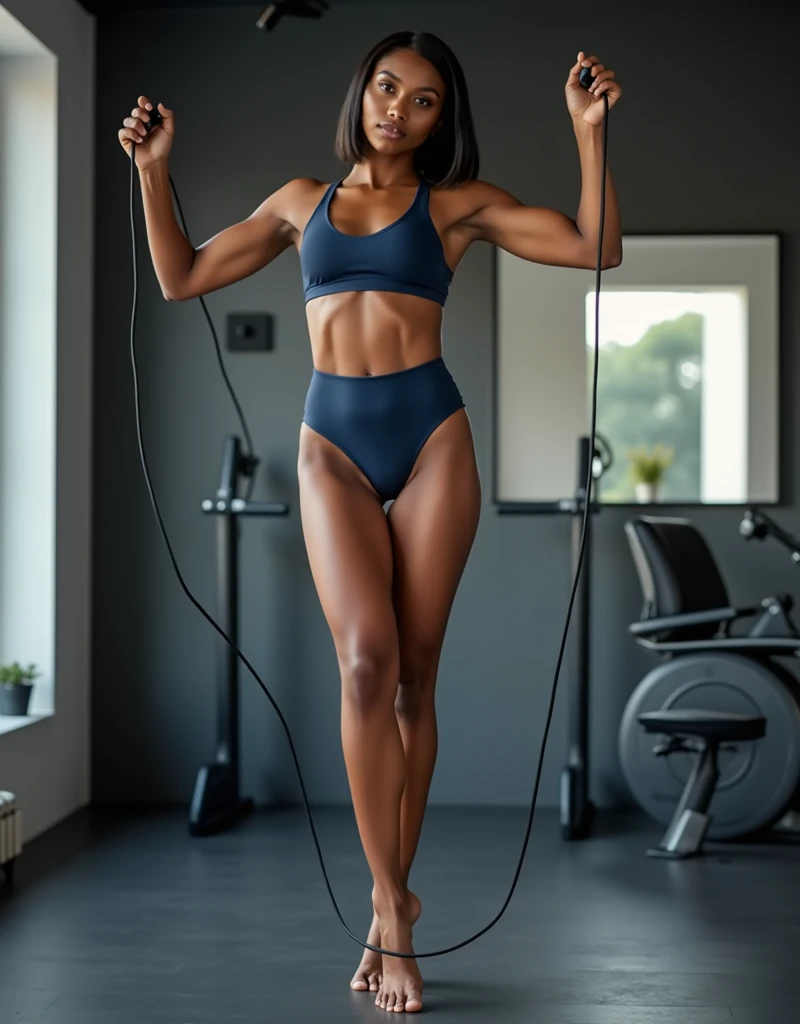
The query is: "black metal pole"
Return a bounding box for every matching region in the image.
[560,436,595,840]
[215,469,239,782]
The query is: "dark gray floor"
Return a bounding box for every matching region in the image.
[0,805,798,1022]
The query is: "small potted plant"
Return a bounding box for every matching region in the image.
[627,443,674,503]
[0,662,40,717]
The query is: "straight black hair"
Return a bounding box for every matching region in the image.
[334,31,480,188]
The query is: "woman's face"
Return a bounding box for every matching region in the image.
[361,48,446,156]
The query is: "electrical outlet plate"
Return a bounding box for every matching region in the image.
[226,313,274,352]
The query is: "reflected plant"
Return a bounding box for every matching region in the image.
[627,443,674,485]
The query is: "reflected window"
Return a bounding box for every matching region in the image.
[586,289,748,503]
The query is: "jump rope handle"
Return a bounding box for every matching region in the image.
[143,108,164,133]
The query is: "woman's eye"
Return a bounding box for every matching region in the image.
[377,81,430,106]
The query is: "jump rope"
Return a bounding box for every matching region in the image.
[127,69,609,958]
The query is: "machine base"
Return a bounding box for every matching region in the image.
[189,763,253,837]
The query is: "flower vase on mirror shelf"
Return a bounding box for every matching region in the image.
[627,443,673,506]
[635,482,660,504]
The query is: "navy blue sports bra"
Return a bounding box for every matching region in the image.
[300,178,453,306]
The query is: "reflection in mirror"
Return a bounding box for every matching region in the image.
[494,235,779,506]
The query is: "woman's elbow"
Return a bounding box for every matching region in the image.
[597,245,623,270]
[601,250,623,270]
[162,280,194,301]
[579,238,622,271]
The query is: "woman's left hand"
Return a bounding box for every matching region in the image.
[565,52,622,127]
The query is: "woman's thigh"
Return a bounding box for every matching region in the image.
[298,422,398,675]
[387,409,481,672]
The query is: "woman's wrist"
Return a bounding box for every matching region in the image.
[571,117,603,140]
[139,156,169,178]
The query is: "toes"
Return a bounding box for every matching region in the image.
[375,981,422,1012]
[405,992,423,1012]
[352,962,384,993]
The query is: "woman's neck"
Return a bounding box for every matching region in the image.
[345,155,419,189]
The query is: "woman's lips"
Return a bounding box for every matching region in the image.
[379,123,405,140]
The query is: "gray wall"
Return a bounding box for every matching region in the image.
[92,0,800,809]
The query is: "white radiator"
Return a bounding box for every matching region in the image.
[0,791,22,877]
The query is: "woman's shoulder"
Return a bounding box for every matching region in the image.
[287,176,331,190]
[432,178,518,204]
[274,177,331,203]
[263,178,333,232]
[430,178,519,228]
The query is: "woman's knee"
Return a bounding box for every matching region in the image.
[395,648,440,719]
[340,643,399,714]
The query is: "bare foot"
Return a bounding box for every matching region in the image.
[374,896,423,1013]
[350,889,421,993]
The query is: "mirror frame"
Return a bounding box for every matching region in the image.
[491,232,782,510]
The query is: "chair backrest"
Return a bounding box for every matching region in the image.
[624,516,730,641]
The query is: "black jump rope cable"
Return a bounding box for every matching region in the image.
[127,76,608,959]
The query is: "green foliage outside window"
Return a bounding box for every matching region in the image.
[590,310,703,502]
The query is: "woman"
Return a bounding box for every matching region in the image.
[119,30,622,1014]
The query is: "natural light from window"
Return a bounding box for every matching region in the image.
[585,288,748,503]
[0,7,58,734]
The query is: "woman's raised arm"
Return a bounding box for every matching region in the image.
[139,167,301,302]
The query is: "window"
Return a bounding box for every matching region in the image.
[587,288,748,503]
[0,8,58,731]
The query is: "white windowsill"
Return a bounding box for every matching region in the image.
[0,712,53,737]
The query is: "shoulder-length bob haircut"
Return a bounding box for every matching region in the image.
[334,31,479,188]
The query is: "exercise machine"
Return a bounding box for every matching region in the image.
[189,435,289,836]
[619,513,800,856]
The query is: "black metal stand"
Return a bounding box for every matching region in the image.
[497,436,603,841]
[189,435,289,837]
[560,437,596,840]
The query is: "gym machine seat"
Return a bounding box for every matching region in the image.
[619,515,800,850]
[638,709,766,858]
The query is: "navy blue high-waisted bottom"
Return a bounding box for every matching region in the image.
[302,356,465,503]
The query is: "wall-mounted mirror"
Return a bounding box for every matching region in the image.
[493,234,780,506]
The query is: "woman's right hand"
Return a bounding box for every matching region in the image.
[118,96,174,169]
